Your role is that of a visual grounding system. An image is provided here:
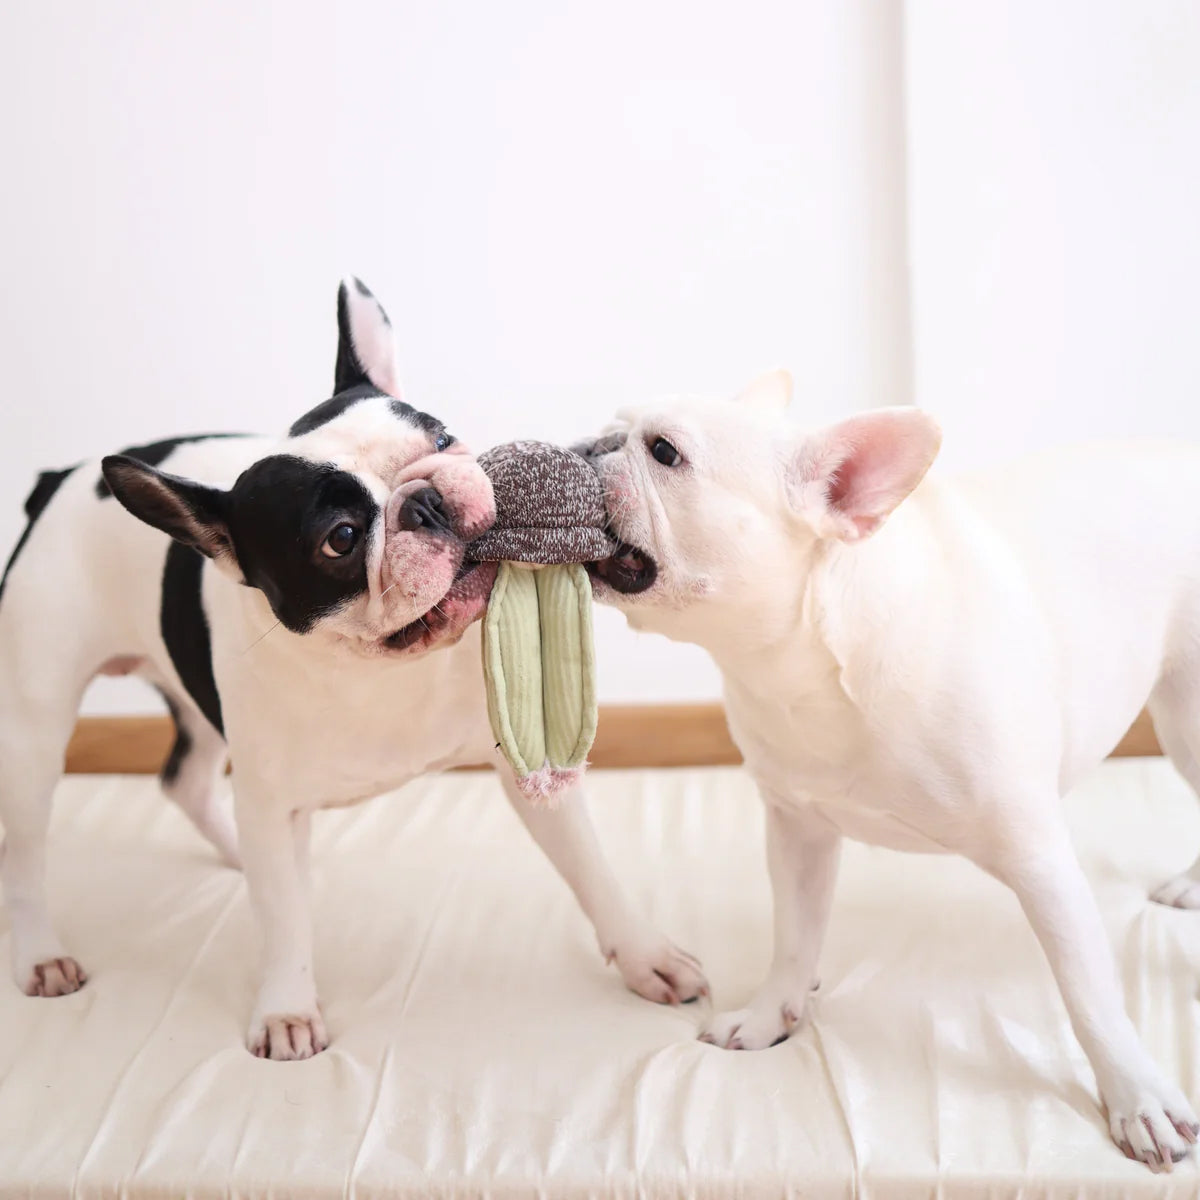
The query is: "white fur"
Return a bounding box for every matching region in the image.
[341,274,401,398]
[0,302,705,1059]
[591,377,1200,1169]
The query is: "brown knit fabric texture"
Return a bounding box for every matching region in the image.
[467,441,617,565]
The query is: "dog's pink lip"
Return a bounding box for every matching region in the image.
[381,559,498,652]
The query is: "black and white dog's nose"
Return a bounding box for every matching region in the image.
[397,486,453,535]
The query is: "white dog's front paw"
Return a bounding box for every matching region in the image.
[699,992,807,1050]
[602,929,707,1005]
[248,1010,329,1060]
[1150,875,1200,909]
[1104,1075,1198,1171]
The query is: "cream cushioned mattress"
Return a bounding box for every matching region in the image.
[2,760,1199,1197]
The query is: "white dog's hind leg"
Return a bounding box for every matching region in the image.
[702,800,840,1050]
[497,770,708,1004]
[1147,674,1200,908]
[992,813,1198,1169]
[158,692,240,869]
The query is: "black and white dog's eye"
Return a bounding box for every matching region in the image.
[321,524,360,558]
[650,437,682,467]
[434,432,454,452]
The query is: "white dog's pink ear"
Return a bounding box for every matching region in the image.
[335,276,401,397]
[788,408,942,541]
[734,368,793,413]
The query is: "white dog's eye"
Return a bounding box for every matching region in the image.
[649,437,682,467]
[321,523,360,558]
[434,431,454,452]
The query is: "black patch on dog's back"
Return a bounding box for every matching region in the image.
[95,433,249,499]
[0,465,77,604]
[226,455,379,634]
[25,467,75,519]
[161,542,224,736]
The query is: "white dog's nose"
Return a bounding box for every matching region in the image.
[571,431,627,460]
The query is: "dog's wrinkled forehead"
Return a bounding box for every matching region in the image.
[286,385,453,488]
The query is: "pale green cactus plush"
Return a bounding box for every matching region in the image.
[468,442,615,801]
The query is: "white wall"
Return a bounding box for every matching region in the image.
[905,0,1200,472]
[0,1,909,713]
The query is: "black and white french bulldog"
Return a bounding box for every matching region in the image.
[0,279,705,1059]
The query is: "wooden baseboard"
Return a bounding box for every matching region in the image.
[63,704,1162,774]
[1114,708,1160,757]
[66,716,177,775]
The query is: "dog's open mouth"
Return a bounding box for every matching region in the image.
[589,542,658,594]
[382,558,498,651]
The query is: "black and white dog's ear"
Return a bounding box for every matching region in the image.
[101,456,238,569]
[334,276,401,397]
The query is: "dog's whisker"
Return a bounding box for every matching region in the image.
[242,620,281,655]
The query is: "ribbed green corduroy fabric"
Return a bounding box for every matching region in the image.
[482,562,597,788]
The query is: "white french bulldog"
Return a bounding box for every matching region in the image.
[583,369,1200,1170]
[0,279,705,1060]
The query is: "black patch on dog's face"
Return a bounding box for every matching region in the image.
[288,383,383,437]
[225,455,380,633]
[161,542,224,735]
[287,384,450,445]
[0,465,78,605]
[95,433,249,499]
[388,397,450,442]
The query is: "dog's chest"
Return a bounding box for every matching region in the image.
[294,687,489,805]
[724,657,869,796]
[725,681,958,855]
[219,628,493,807]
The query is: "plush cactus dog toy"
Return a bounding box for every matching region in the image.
[467,442,616,801]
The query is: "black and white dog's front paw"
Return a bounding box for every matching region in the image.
[248,1009,329,1060]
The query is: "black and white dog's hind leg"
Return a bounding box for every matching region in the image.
[158,690,240,869]
[0,678,89,996]
[0,502,98,996]
[0,466,241,997]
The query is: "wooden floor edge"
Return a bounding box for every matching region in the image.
[64,704,1162,774]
